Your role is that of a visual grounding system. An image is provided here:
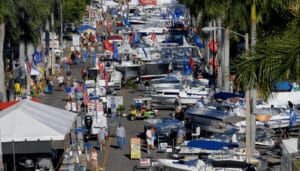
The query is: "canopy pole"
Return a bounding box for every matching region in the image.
[12,140,16,171]
[0,129,4,171]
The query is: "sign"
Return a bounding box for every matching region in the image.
[49,40,59,48]
[282,138,298,154]
[72,35,80,46]
[106,96,123,110]
[130,138,141,159]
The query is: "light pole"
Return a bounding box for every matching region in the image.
[202,27,248,91]
[202,26,253,162]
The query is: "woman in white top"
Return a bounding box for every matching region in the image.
[146,126,154,154]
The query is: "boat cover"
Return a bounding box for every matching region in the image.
[187,140,239,150]
[172,159,198,167]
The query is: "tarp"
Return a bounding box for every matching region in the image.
[187,139,239,150]
[77,25,96,33]
[0,98,39,111]
[273,80,293,91]
[0,100,76,142]
[214,92,242,100]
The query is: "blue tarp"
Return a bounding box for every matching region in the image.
[77,25,96,32]
[273,80,293,91]
[187,139,239,150]
[214,92,242,100]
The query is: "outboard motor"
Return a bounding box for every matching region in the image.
[84,115,93,134]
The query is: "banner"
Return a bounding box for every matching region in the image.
[72,35,80,46]
[130,138,141,159]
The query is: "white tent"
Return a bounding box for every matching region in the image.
[0,100,76,143]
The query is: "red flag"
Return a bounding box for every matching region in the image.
[83,90,89,105]
[103,40,114,52]
[98,61,105,73]
[208,39,218,53]
[151,32,157,42]
[105,70,110,81]
[189,57,195,70]
[209,58,218,71]
[25,60,32,75]
[130,31,135,45]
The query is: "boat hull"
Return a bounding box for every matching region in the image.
[114,64,140,81]
[140,61,169,75]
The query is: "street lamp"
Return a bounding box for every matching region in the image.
[202,26,249,92]
[202,26,253,163]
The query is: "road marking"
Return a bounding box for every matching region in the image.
[101,137,111,171]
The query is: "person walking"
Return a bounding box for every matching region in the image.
[116,123,126,150]
[176,126,186,145]
[98,127,108,151]
[146,126,154,154]
[90,147,98,171]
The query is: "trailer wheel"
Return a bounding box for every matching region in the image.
[129,115,136,121]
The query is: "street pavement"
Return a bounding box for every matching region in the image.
[38,58,172,171]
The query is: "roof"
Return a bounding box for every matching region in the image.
[0,100,76,142]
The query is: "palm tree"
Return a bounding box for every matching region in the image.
[0,0,16,102]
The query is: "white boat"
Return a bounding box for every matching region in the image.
[157,159,206,171]
[157,158,252,171]
[150,75,182,89]
[150,88,209,105]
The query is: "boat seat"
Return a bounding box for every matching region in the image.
[191,126,201,140]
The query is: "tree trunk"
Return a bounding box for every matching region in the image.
[246,1,257,163]
[0,23,7,102]
[249,1,257,160]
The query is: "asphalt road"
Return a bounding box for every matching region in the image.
[38,58,173,171]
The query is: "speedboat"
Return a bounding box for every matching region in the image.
[185,106,244,133]
[150,75,182,89]
[150,88,209,106]
[157,159,206,171]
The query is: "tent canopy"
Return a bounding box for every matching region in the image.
[0,100,76,143]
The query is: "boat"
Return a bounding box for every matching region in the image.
[150,75,182,89]
[150,88,209,106]
[157,158,254,171]
[185,106,244,133]
[157,159,206,171]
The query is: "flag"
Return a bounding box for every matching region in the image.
[98,61,105,73]
[83,90,89,105]
[182,60,192,75]
[133,31,140,45]
[32,51,42,64]
[151,32,157,42]
[25,59,32,75]
[130,31,135,45]
[82,49,88,62]
[174,8,183,19]
[105,70,110,81]
[189,57,195,70]
[112,41,119,60]
[123,16,131,28]
[103,40,114,52]
[290,111,297,127]
[142,45,148,58]
[208,39,218,53]
[209,58,218,71]
[193,35,204,48]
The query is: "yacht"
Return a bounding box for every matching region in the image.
[185,106,244,133]
[150,88,209,106]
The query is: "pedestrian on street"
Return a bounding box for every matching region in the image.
[146,126,154,154]
[176,126,185,145]
[90,147,98,171]
[98,127,108,151]
[116,123,126,150]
